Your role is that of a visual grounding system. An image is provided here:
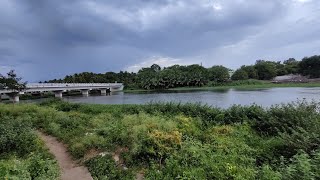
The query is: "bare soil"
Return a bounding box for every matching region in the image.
[37,131,93,180]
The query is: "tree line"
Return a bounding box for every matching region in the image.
[47,55,320,89]
[46,71,137,88]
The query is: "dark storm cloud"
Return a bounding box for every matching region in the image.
[0,0,319,81]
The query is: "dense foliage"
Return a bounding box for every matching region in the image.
[46,55,320,90]
[137,64,210,89]
[0,108,59,179]
[0,70,26,91]
[299,55,320,78]
[231,69,248,80]
[1,100,320,179]
[232,60,297,81]
[46,71,138,89]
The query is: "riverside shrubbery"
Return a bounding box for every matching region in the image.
[0,108,59,179]
[1,100,320,179]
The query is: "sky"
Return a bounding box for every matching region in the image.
[0,0,319,82]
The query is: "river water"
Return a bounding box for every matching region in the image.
[60,87,320,108]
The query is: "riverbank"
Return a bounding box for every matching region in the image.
[124,81,320,92]
[1,100,320,179]
[170,82,320,91]
[123,88,152,93]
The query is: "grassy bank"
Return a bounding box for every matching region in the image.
[1,99,320,179]
[170,81,320,91]
[124,80,320,92]
[123,88,153,93]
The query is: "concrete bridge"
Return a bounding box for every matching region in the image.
[0,83,124,102]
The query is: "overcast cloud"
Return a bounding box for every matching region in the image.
[0,0,319,81]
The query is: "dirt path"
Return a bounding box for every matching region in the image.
[37,131,93,180]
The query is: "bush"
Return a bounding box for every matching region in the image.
[0,158,31,179]
[146,137,256,179]
[281,151,315,179]
[0,118,41,157]
[258,165,282,180]
[0,104,60,179]
[27,153,60,180]
[85,155,133,179]
[312,150,320,179]
[0,154,59,180]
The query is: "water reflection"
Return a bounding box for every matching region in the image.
[60,87,320,108]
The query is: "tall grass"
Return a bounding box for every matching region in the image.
[1,100,320,179]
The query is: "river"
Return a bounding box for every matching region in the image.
[56,87,320,108]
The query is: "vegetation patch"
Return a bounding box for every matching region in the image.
[1,100,320,179]
[45,55,320,90]
[0,112,59,179]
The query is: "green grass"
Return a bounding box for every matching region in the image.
[123,88,154,93]
[1,100,320,179]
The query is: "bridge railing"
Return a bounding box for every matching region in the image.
[0,83,124,94]
[26,83,123,88]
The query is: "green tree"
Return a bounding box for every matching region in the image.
[0,70,26,103]
[48,71,137,89]
[240,65,258,79]
[137,66,158,89]
[274,61,288,76]
[0,73,5,89]
[184,64,208,86]
[284,58,299,74]
[4,70,26,92]
[151,64,161,72]
[208,65,230,82]
[254,60,277,80]
[231,69,249,80]
[299,55,320,78]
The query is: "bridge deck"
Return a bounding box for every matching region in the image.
[0,83,124,94]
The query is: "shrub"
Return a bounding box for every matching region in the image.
[85,155,133,179]
[146,138,256,179]
[0,154,59,180]
[0,118,41,157]
[2,100,320,179]
[258,165,282,180]
[27,153,60,180]
[281,151,315,179]
[253,101,320,135]
[0,158,31,179]
[312,150,320,179]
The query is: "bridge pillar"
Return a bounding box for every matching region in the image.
[81,89,89,96]
[54,91,63,98]
[100,89,107,95]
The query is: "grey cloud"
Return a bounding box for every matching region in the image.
[0,0,319,81]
